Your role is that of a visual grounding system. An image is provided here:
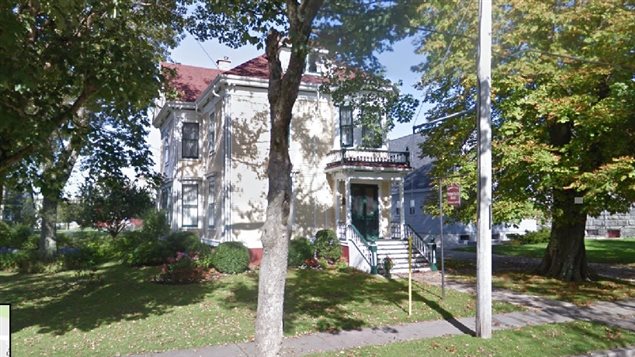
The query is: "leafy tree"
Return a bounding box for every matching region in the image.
[191,1,420,354]
[0,0,186,256]
[413,0,635,281]
[77,176,153,238]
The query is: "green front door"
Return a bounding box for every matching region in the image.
[351,184,379,241]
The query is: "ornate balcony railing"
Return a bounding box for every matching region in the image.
[325,148,410,170]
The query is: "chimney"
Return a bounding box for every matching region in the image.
[216,56,231,71]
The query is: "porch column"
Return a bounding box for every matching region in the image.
[399,177,405,234]
[345,177,352,228]
[334,179,341,225]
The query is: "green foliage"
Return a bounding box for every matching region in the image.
[165,231,207,256]
[156,253,206,284]
[416,0,635,222]
[116,232,169,267]
[314,229,342,262]
[77,176,154,238]
[288,237,314,267]
[0,0,188,176]
[211,242,250,274]
[0,222,35,249]
[511,229,551,245]
[141,209,170,240]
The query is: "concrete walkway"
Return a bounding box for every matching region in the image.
[134,298,635,357]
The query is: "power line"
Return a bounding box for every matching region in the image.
[195,39,215,66]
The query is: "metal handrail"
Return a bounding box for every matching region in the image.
[404,224,437,266]
[347,224,378,274]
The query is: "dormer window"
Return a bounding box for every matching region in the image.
[305,52,322,74]
[340,106,353,147]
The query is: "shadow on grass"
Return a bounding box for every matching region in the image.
[1,264,213,336]
[445,258,635,306]
[219,268,471,336]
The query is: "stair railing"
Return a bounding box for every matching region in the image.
[403,224,437,268]
[347,224,378,274]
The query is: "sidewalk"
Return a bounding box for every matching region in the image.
[134,297,635,357]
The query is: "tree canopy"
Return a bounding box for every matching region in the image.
[414,0,635,280]
[0,0,187,176]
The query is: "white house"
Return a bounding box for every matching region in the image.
[153,50,433,274]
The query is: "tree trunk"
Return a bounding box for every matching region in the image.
[254,3,325,355]
[39,193,58,258]
[536,188,592,281]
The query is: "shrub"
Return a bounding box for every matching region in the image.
[514,228,551,245]
[288,237,313,267]
[117,231,170,266]
[211,241,250,273]
[0,222,35,249]
[14,250,48,274]
[60,246,98,270]
[0,250,19,270]
[155,252,206,284]
[141,209,170,239]
[313,229,341,262]
[165,231,205,255]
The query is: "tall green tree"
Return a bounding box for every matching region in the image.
[77,176,153,238]
[0,0,186,256]
[191,1,418,354]
[414,0,635,281]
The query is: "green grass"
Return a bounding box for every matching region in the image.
[2,264,519,356]
[445,259,635,306]
[311,321,635,356]
[457,238,635,265]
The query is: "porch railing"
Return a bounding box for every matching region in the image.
[326,148,410,168]
[347,224,378,274]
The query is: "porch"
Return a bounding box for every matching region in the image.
[325,148,436,274]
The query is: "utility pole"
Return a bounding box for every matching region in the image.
[476,0,493,339]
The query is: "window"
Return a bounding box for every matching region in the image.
[182,123,199,159]
[409,199,415,215]
[207,177,215,228]
[182,183,198,227]
[340,107,353,147]
[306,52,321,74]
[160,186,172,224]
[208,113,216,155]
[162,137,170,167]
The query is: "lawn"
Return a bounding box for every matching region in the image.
[444,259,635,306]
[2,264,519,356]
[312,321,635,357]
[457,238,635,265]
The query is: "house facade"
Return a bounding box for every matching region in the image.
[153,51,429,273]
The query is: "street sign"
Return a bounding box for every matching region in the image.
[447,184,461,207]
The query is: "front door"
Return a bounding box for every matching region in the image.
[351,184,379,241]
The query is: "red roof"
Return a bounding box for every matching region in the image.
[226,55,323,85]
[161,62,223,102]
[162,55,323,102]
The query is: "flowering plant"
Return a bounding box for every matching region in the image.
[155,251,205,284]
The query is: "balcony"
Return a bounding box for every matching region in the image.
[325,148,411,171]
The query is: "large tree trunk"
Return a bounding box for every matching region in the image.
[39,193,59,258]
[37,123,84,258]
[537,188,592,281]
[254,2,323,355]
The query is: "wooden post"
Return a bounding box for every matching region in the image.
[476,0,493,339]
